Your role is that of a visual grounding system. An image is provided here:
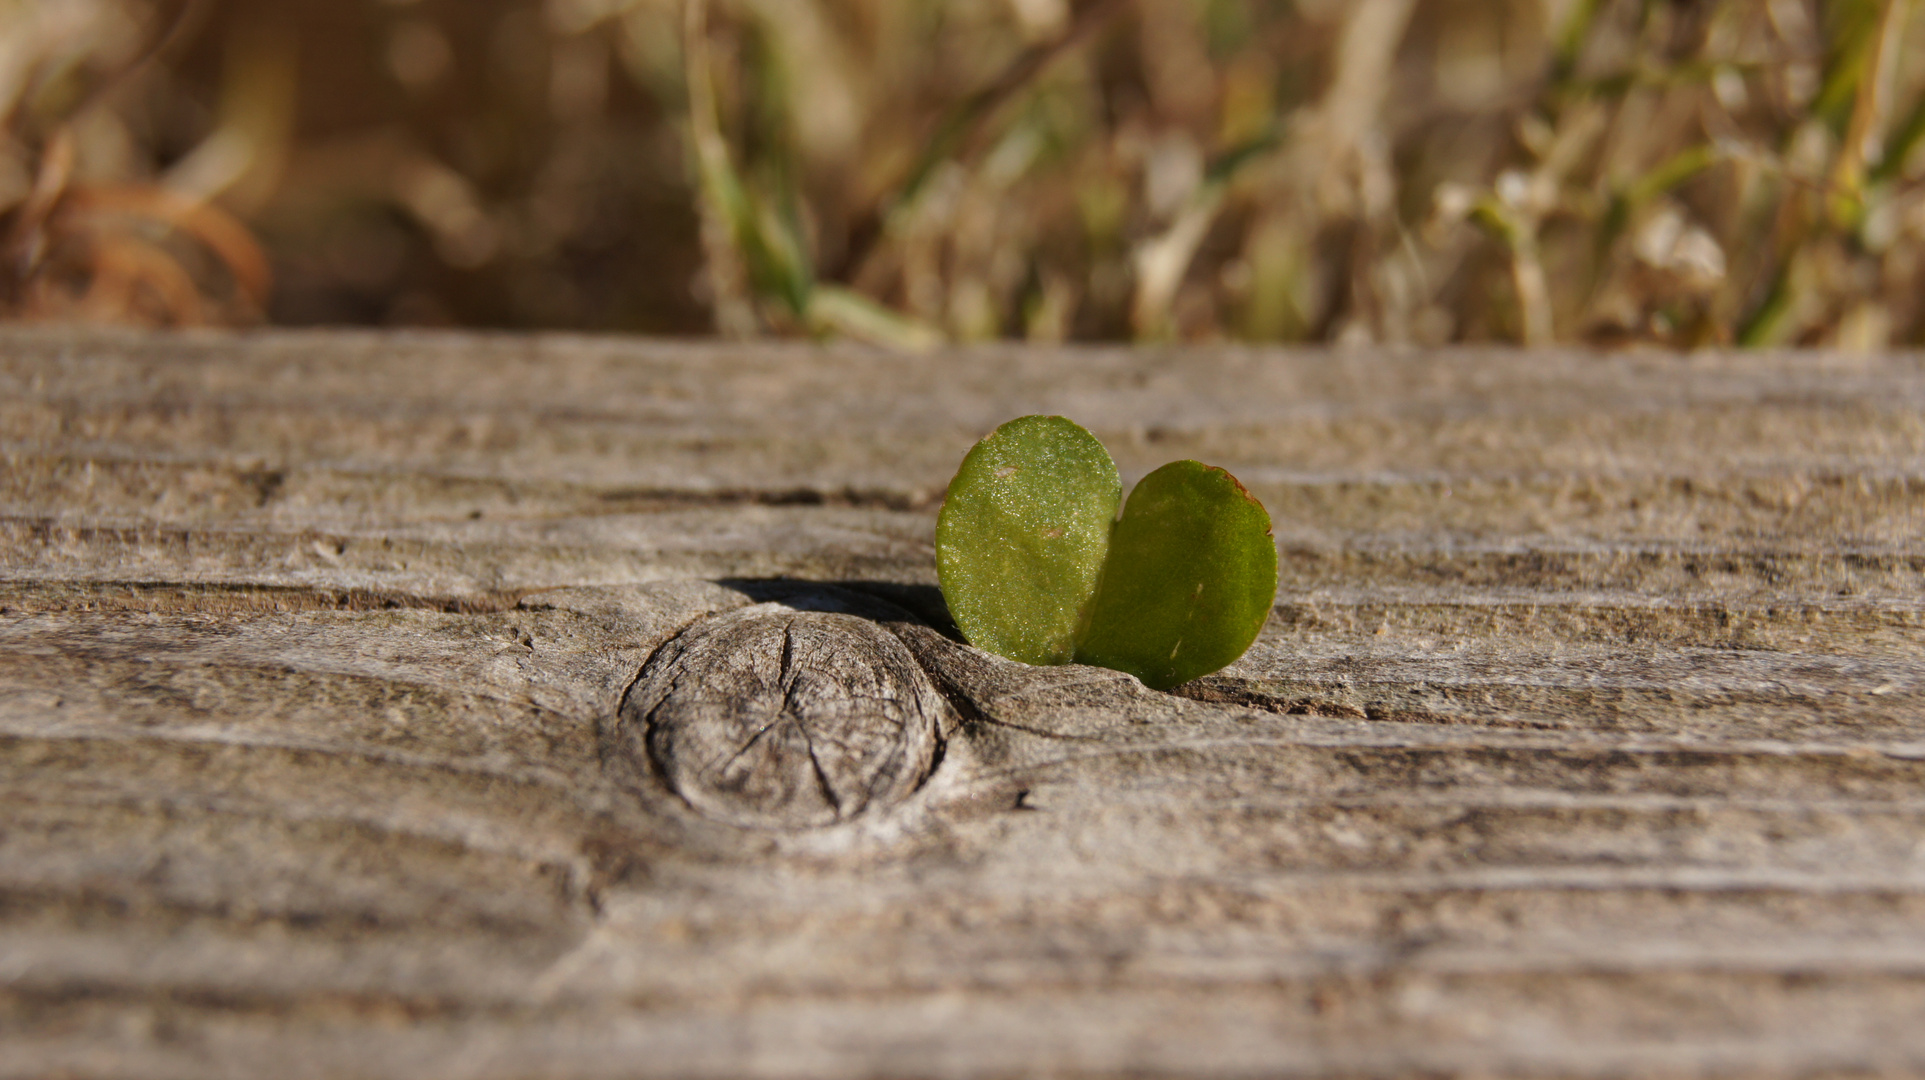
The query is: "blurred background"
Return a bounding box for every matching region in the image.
[1,0,1922,347]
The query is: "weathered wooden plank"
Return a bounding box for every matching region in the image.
[2,326,1924,1077]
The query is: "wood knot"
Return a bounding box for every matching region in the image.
[615,598,946,829]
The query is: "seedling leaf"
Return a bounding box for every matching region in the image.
[1072,460,1277,689]
[936,415,1121,666]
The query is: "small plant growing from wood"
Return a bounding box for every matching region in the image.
[936,415,1277,690]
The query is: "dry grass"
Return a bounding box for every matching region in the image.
[2,0,1924,348]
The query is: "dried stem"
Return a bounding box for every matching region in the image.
[683,0,759,338]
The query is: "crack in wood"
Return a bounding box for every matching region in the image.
[0,579,533,615]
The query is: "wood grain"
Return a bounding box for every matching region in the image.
[2,326,1923,1077]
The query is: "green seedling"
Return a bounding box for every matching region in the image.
[936,415,1277,690]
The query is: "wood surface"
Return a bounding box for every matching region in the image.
[2,327,1923,1078]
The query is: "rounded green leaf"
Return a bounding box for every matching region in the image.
[1073,460,1277,690]
[936,415,1121,666]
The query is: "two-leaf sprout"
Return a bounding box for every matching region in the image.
[936,415,1277,690]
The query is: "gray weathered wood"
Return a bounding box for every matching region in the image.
[2,326,1924,1077]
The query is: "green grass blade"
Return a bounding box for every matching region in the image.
[936,416,1121,666]
[1074,460,1276,690]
